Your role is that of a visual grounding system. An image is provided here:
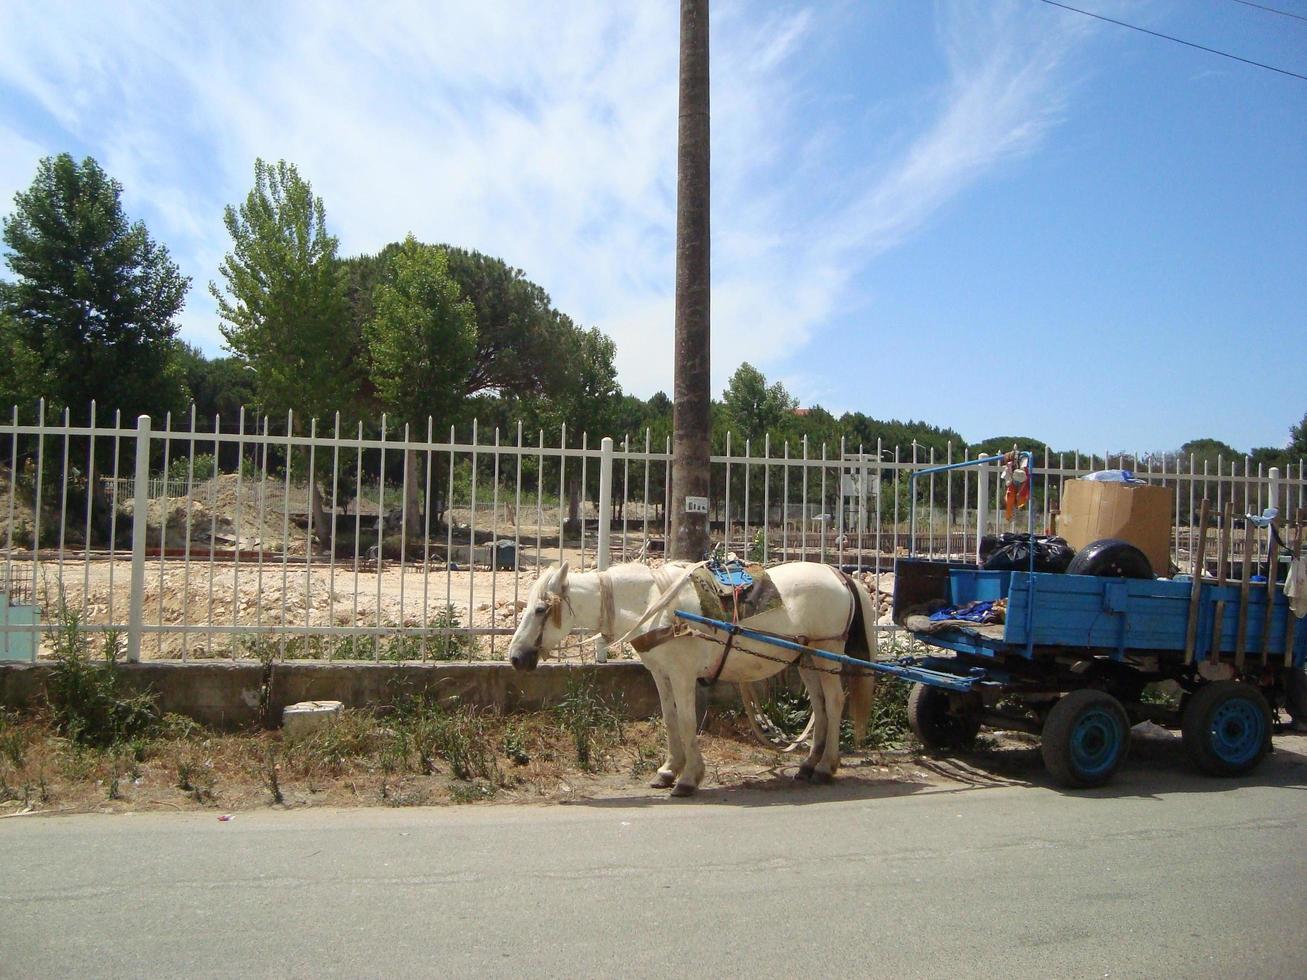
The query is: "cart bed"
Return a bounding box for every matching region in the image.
[894,558,1306,664]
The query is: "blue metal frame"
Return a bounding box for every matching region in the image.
[908,451,1038,657]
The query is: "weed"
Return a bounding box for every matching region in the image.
[159,713,205,741]
[756,684,810,742]
[176,757,216,803]
[630,742,660,776]
[501,723,530,766]
[449,779,497,803]
[407,698,500,782]
[45,608,159,748]
[0,709,29,770]
[1139,683,1181,709]
[262,745,284,805]
[284,709,378,782]
[856,677,911,750]
[422,606,480,661]
[556,673,624,772]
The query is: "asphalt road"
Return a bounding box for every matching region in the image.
[3,735,1306,979]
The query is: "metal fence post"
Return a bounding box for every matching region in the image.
[975,463,990,563]
[595,436,614,663]
[127,414,151,662]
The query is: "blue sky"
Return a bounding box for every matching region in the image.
[1,1,1303,455]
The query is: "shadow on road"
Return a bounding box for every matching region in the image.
[564,762,945,809]
[564,732,1307,809]
[935,729,1307,801]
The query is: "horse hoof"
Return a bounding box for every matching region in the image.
[809,770,833,785]
[670,782,697,798]
[795,766,814,782]
[649,772,676,789]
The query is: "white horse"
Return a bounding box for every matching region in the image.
[507,560,879,796]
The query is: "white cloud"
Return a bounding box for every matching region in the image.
[0,0,1095,406]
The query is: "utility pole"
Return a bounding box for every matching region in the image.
[670,0,711,560]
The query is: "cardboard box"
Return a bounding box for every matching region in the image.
[1055,480,1173,576]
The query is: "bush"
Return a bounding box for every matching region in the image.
[396,697,500,782]
[555,673,624,771]
[166,452,216,484]
[45,613,159,748]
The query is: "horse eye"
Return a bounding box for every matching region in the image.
[535,604,548,616]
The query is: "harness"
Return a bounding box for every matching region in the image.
[633,564,867,683]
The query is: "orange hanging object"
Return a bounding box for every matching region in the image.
[1003,451,1031,520]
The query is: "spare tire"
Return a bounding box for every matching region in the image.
[1066,538,1153,579]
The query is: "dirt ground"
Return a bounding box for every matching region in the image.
[0,710,952,818]
[19,556,896,661]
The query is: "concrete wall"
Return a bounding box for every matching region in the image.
[0,660,740,730]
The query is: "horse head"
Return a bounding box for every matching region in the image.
[507,562,572,671]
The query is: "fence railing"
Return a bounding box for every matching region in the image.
[2,400,1303,663]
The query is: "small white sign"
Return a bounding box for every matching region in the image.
[684,496,709,514]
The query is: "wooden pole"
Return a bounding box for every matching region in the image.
[1261,516,1281,666]
[1235,519,1254,668]
[1209,500,1234,663]
[1184,498,1210,664]
[669,0,712,561]
[1283,513,1302,668]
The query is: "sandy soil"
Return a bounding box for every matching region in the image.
[19,555,895,661]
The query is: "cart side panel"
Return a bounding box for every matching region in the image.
[1004,573,1193,652]
[1004,573,1307,662]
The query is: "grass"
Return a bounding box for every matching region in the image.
[555,673,625,772]
[751,670,912,751]
[0,613,937,814]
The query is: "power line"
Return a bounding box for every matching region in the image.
[1227,0,1307,24]
[1035,0,1307,82]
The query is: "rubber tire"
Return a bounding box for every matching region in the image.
[1285,667,1307,727]
[907,684,981,753]
[1065,538,1154,579]
[1181,680,1272,777]
[1040,689,1130,788]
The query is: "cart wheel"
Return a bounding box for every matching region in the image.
[1285,667,1307,727]
[1065,538,1153,579]
[1181,681,1271,776]
[907,684,981,753]
[1040,689,1129,788]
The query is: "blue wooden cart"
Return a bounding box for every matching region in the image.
[678,453,1307,788]
[883,454,1307,787]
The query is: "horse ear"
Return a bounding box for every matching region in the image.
[555,561,570,588]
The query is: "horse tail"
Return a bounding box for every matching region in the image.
[846,580,880,743]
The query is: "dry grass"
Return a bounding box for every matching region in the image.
[0,697,844,815]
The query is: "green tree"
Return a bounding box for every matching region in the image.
[1,153,189,421]
[365,236,477,531]
[211,159,354,533]
[0,310,49,410]
[344,243,572,402]
[1289,412,1307,457]
[537,325,621,532]
[721,362,797,445]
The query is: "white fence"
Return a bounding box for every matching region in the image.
[2,400,1303,663]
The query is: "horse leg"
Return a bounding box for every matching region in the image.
[796,665,829,782]
[811,668,847,783]
[648,666,683,789]
[667,666,705,797]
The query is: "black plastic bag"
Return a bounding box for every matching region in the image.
[979,533,1076,573]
